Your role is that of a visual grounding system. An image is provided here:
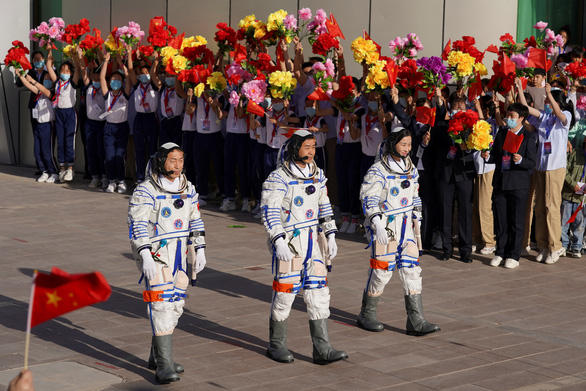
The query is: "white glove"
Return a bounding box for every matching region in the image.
[139,248,157,281]
[372,215,389,245]
[195,248,207,273]
[275,237,294,262]
[327,234,338,260]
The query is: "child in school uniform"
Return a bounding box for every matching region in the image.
[152,54,184,147]
[18,72,58,183]
[518,79,575,264]
[128,55,160,183]
[46,46,81,182]
[179,88,198,185]
[249,102,268,217]
[100,52,131,194]
[264,96,299,177]
[358,92,389,179]
[303,98,331,170]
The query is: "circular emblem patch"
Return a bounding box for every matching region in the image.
[390,187,400,197]
[294,196,304,207]
[174,219,183,230]
[400,197,409,207]
[306,209,314,219]
[161,207,172,218]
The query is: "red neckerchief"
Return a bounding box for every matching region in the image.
[164,87,175,115]
[52,80,70,107]
[107,90,123,112]
[91,85,99,100]
[139,82,150,107]
[34,92,42,106]
[270,108,286,143]
[365,112,378,140]
[306,115,320,129]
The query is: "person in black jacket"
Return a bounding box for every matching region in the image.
[482,103,538,269]
[430,97,476,263]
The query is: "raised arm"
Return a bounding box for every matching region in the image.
[19,74,51,98]
[516,78,540,118]
[150,52,162,90]
[100,52,110,96]
[545,83,568,125]
[46,44,57,82]
[126,44,138,86]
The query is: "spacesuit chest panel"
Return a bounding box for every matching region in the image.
[380,172,418,215]
[282,178,320,233]
[152,191,192,240]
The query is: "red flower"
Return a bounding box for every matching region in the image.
[523,36,537,48]
[331,76,355,99]
[452,35,484,63]
[147,16,177,49]
[178,65,211,85]
[499,33,515,45]
[183,46,214,65]
[62,18,90,44]
[138,45,154,58]
[397,59,423,92]
[312,33,339,56]
[5,41,32,73]
[448,119,464,135]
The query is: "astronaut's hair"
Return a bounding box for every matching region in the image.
[384,127,412,158]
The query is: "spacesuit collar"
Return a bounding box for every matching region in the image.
[382,155,413,174]
[285,159,317,180]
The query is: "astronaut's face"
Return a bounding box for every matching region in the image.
[163,150,184,181]
[395,135,412,158]
[298,138,316,166]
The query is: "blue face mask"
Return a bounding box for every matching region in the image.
[110,79,122,90]
[260,98,271,109]
[272,102,284,112]
[34,60,44,69]
[368,101,378,111]
[305,107,316,117]
[506,118,518,129]
[139,74,151,84]
[544,103,552,114]
[165,77,175,87]
[92,81,101,89]
[60,73,71,81]
[43,80,53,89]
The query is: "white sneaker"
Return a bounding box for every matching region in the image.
[504,258,519,269]
[64,169,74,182]
[347,222,358,234]
[472,244,478,252]
[241,199,252,213]
[558,248,567,257]
[58,170,67,183]
[105,181,116,193]
[37,172,49,182]
[88,178,100,188]
[219,198,236,211]
[116,181,127,194]
[252,204,260,214]
[489,256,503,267]
[520,246,531,256]
[339,220,350,233]
[480,246,496,255]
[198,198,207,206]
[536,249,548,262]
[45,174,58,183]
[545,248,563,265]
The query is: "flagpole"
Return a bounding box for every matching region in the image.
[24,271,38,370]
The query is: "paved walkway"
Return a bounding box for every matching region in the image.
[2,164,586,391]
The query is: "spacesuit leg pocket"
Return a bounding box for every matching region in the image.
[374,240,398,262]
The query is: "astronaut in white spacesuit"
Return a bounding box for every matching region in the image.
[128,142,207,384]
[261,129,348,365]
[358,127,440,336]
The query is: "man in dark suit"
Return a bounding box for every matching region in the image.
[430,97,476,263]
[482,103,538,269]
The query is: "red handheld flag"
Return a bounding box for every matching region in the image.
[308,87,330,101]
[566,200,584,225]
[168,32,185,50]
[467,72,484,102]
[363,30,381,54]
[384,59,398,87]
[246,100,265,117]
[527,48,552,71]
[486,44,499,54]
[283,127,304,138]
[520,77,528,90]
[230,43,247,63]
[149,16,165,36]
[326,13,345,40]
[29,267,111,328]
[503,130,524,154]
[501,53,516,75]
[416,106,436,127]
[442,39,452,61]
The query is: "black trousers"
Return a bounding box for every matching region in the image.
[437,177,473,257]
[492,188,529,261]
[419,170,438,249]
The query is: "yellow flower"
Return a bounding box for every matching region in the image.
[267,9,287,32]
[194,83,205,97]
[181,35,208,51]
[254,25,267,39]
[448,51,475,78]
[268,71,296,98]
[160,46,179,66]
[239,14,256,29]
[105,34,122,53]
[365,60,390,91]
[365,73,376,90]
[207,71,227,91]
[351,37,378,64]
[474,62,488,76]
[172,55,188,73]
[63,44,75,59]
[270,87,284,99]
[365,51,380,65]
[466,120,493,150]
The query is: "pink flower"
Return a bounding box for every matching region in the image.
[37,22,49,34]
[409,48,417,57]
[48,25,61,39]
[298,8,312,22]
[49,17,65,28]
[315,9,327,23]
[312,62,326,73]
[555,34,565,47]
[229,90,240,106]
[284,15,297,30]
[545,28,556,40]
[242,79,267,104]
[414,38,424,51]
[511,53,528,68]
[29,29,37,41]
[576,95,586,110]
[533,21,548,31]
[324,58,335,77]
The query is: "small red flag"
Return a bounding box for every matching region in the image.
[384,59,398,87]
[467,72,484,102]
[501,53,516,75]
[29,268,111,328]
[230,43,247,63]
[520,76,528,90]
[416,106,436,127]
[246,100,265,117]
[149,16,165,36]
[566,201,584,225]
[486,44,499,54]
[326,13,345,40]
[503,131,524,154]
[363,30,381,54]
[168,32,184,50]
[308,87,330,101]
[442,39,452,61]
[527,48,552,71]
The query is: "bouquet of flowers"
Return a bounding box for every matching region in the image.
[116,21,144,48]
[562,61,586,82]
[237,14,267,48]
[417,56,451,90]
[265,9,296,45]
[79,28,104,63]
[389,33,423,62]
[147,16,178,51]
[242,79,268,104]
[466,119,493,151]
[29,17,65,48]
[311,58,335,95]
[225,61,255,87]
[397,59,423,94]
[62,44,77,60]
[5,41,32,76]
[446,50,477,82]
[214,23,237,56]
[268,70,297,99]
[178,65,211,94]
[138,45,154,59]
[331,75,357,112]
[312,33,339,58]
[524,21,564,56]
[306,9,329,36]
[61,18,90,46]
[487,62,516,95]
[365,59,391,93]
[206,71,228,96]
[447,109,482,145]
[351,36,379,65]
[104,28,125,55]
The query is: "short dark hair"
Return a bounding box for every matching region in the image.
[507,102,529,121]
[534,68,546,76]
[415,98,431,107]
[302,62,313,70]
[31,50,44,60]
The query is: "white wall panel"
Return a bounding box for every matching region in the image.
[230,0,298,27]
[112,0,166,43]
[62,0,110,37]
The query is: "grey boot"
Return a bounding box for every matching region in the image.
[357,292,384,332]
[405,294,441,336]
[266,319,294,363]
[152,335,180,384]
[309,319,348,365]
[148,338,184,373]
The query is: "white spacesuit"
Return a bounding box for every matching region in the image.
[358,128,440,336]
[128,142,206,383]
[261,129,348,365]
